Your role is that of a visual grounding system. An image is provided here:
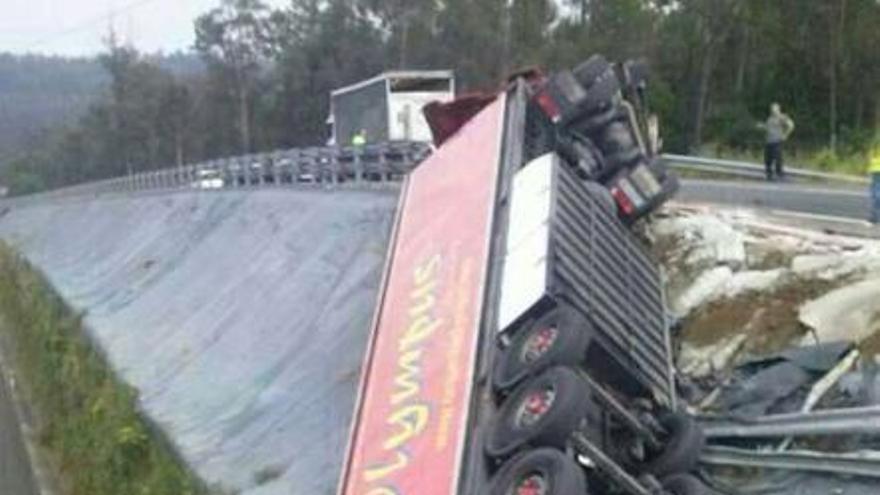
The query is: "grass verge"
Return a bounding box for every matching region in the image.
[693,144,873,177]
[0,242,203,495]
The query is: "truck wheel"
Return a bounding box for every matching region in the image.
[662,474,709,495]
[486,367,590,459]
[597,121,636,155]
[570,105,620,135]
[639,412,705,478]
[493,309,591,394]
[489,448,588,495]
[606,147,642,170]
[572,54,610,89]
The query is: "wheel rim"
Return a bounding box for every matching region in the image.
[515,386,556,428]
[510,472,549,495]
[520,327,559,364]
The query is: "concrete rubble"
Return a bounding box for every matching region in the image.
[654,206,880,494]
[650,206,880,375]
[799,279,880,346]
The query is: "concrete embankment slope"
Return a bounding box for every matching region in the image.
[0,189,398,494]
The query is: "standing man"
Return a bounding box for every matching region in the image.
[758,103,795,181]
[870,141,880,225]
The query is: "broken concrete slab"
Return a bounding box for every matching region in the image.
[679,333,748,378]
[792,251,880,281]
[799,279,880,346]
[671,268,785,320]
[672,266,733,317]
[652,214,747,269]
[725,269,786,298]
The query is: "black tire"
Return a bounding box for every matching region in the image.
[605,147,643,170]
[573,55,610,88]
[580,71,620,115]
[486,366,591,459]
[569,105,621,134]
[596,121,637,155]
[489,448,588,495]
[639,412,705,477]
[493,308,591,393]
[662,473,709,495]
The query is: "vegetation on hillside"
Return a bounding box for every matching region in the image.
[2,0,880,195]
[0,243,203,495]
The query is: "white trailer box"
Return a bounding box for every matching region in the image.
[329,70,455,145]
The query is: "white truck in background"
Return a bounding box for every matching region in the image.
[327,70,455,145]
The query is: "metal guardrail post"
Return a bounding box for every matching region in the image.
[222,159,234,189]
[258,154,267,187]
[352,146,365,183]
[328,150,338,186]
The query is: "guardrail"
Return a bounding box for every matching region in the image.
[0,141,433,208]
[662,153,870,185]
[3,148,868,211]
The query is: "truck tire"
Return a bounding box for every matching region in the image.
[570,105,620,135]
[493,308,591,394]
[489,448,588,495]
[597,122,643,170]
[573,55,610,89]
[486,367,590,459]
[662,474,709,495]
[639,412,705,477]
[605,147,643,170]
[597,121,637,155]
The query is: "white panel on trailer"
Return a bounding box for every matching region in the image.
[497,154,556,332]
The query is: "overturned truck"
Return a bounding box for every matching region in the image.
[337,56,706,495]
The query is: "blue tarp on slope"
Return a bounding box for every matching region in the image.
[0,189,398,494]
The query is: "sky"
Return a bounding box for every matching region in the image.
[0,0,289,56]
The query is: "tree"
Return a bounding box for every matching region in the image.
[195,0,272,154]
[6,0,880,195]
[265,0,386,146]
[358,0,438,68]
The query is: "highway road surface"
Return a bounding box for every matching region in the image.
[679,178,871,221]
[0,362,38,495]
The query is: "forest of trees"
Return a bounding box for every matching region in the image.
[2,0,879,195]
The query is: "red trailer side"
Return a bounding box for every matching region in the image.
[338,96,507,495]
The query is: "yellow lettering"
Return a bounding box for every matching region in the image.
[391,350,422,405]
[366,488,399,495]
[384,404,429,450]
[409,279,437,316]
[364,450,409,482]
[414,254,441,284]
[399,314,441,350]
[361,253,442,489]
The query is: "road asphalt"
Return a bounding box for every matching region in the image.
[680,178,871,221]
